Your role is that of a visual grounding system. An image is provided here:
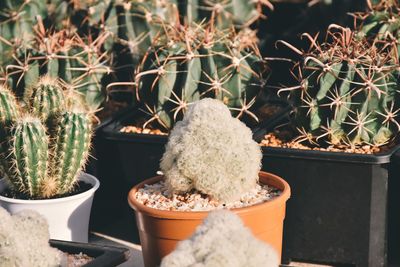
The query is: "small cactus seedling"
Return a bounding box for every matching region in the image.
[160,98,262,202]
[0,76,93,199]
[278,24,400,147]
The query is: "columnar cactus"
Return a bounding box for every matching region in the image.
[160,98,262,202]
[279,25,400,147]
[161,210,279,267]
[0,76,93,199]
[51,110,92,194]
[8,117,49,197]
[0,85,19,124]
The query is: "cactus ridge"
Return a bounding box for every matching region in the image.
[279,25,400,147]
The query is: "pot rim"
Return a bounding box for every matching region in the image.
[128,171,290,219]
[0,173,100,204]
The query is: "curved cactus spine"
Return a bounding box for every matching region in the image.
[51,110,92,194]
[8,117,48,198]
[26,76,66,122]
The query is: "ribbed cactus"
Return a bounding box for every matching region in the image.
[9,117,49,197]
[116,22,266,130]
[354,0,399,37]
[6,19,112,111]
[51,110,92,194]
[26,76,66,122]
[279,25,400,147]
[0,76,93,199]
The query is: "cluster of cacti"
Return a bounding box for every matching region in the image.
[0,1,114,111]
[115,21,267,130]
[160,98,262,202]
[279,25,400,147]
[0,207,61,267]
[161,210,279,267]
[0,76,92,199]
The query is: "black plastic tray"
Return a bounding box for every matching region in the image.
[50,239,130,267]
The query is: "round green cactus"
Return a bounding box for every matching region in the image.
[279,25,400,147]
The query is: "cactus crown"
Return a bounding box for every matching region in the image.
[160,98,262,202]
[160,210,279,267]
[0,76,92,199]
[279,25,400,148]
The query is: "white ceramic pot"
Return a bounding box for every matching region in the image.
[0,173,100,242]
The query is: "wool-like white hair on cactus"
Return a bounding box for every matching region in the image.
[161,210,279,267]
[0,207,61,267]
[160,98,262,202]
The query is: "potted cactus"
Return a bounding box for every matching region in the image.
[255,22,400,266]
[160,210,279,267]
[127,98,291,267]
[0,76,100,242]
[92,1,271,236]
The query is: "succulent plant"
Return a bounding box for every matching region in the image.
[113,0,272,55]
[161,210,279,267]
[5,18,113,111]
[0,207,61,267]
[278,24,400,147]
[352,0,400,60]
[0,76,93,199]
[109,21,267,130]
[160,98,262,202]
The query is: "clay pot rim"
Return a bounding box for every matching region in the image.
[127,171,290,219]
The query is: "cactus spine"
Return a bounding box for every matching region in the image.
[52,110,92,194]
[9,117,49,197]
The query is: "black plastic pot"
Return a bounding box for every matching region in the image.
[50,239,129,267]
[261,144,400,267]
[89,107,168,242]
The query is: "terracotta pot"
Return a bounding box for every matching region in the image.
[128,171,290,267]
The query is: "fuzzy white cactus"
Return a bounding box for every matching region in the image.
[0,207,61,267]
[160,98,262,202]
[161,210,279,267]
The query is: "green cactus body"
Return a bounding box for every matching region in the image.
[288,26,400,147]
[0,86,19,124]
[135,25,266,130]
[9,117,48,198]
[51,111,92,194]
[27,77,66,122]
